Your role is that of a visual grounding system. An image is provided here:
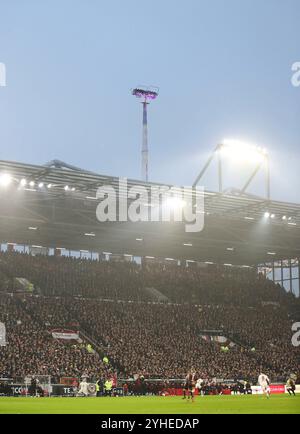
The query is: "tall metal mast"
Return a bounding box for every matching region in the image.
[132,86,159,182]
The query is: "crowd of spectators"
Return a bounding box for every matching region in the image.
[0,294,105,382]
[0,251,296,306]
[0,294,298,383]
[0,251,299,385]
[0,251,145,301]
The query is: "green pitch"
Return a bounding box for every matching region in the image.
[0,395,299,414]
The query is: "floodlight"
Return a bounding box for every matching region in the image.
[165,197,186,210]
[194,139,271,200]
[38,182,44,188]
[264,212,270,218]
[132,86,159,182]
[29,181,35,187]
[0,173,12,187]
[220,139,267,164]
[132,88,158,101]
[20,179,27,187]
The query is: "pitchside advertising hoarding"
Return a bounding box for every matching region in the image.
[159,386,295,396]
[251,385,285,395]
[2,384,124,397]
[163,385,300,396]
[2,384,299,396]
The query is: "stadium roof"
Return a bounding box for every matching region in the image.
[0,159,299,266]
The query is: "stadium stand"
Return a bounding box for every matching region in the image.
[0,251,296,304]
[0,252,299,385]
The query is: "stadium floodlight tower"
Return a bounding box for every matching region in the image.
[193,139,271,200]
[132,86,159,182]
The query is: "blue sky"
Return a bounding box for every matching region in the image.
[0,0,299,202]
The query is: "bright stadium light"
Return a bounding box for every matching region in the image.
[264,212,271,219]
[220,139,268,164]
[193,139,271,199]
[29,181,35,187]
[0,173,12,187]
[164,196,186,210]
[38,182,44,188]
[20,178,27,187]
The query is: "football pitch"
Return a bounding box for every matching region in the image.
[0,395,299,414]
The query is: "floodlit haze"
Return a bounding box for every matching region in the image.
[0,0,299,202]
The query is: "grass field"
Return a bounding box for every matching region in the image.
[0,395,299,414]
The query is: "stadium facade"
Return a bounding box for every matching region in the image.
[0,159,299,297]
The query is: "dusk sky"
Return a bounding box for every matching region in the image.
[0,0,299,202]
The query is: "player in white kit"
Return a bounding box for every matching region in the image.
[258,373,271,398]
[78,379,89,397]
